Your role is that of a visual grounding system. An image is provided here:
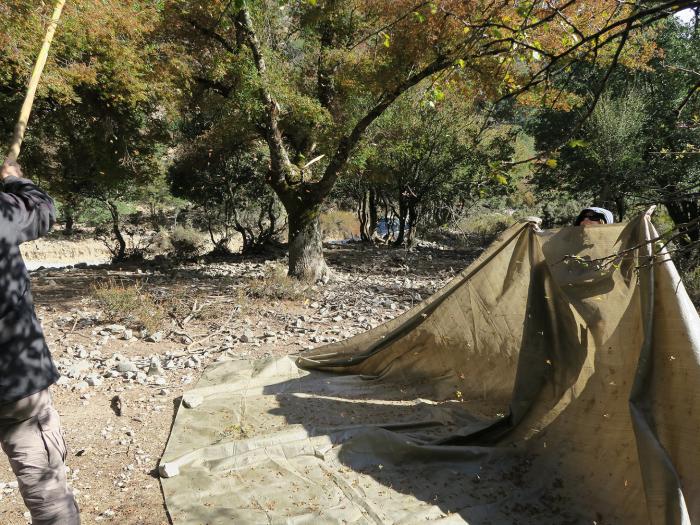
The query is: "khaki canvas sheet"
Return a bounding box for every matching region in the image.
[160,214,700,524]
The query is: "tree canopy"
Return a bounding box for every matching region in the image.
[161,0,696,278]
[0,0,697,276]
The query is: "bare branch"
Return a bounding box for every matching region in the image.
[676,81,700,116]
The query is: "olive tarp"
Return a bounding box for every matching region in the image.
[159,213,700,524]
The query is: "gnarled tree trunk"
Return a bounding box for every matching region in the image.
[393,198,409,246]
[287,204,329,281]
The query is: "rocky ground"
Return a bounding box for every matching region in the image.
[0,242,476,524]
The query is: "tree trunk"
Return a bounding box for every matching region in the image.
[406,201,418,246]
[596,178,614,211]
[433,204,450,227]
[666,198,700,246]
[613,195,626,221]
[106,200,126,261]
[393,198,409,246]
[358,190,370,241]
[368,188,378,238]
[63,210,74,236]
[287,204,329,281]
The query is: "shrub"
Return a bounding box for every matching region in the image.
[170,226,206,259]
[456,212,516,244]
[321,210,359,240]
[150,228,173,255]
[540,199,588,228]
[92,279,163,332]
[244,264,316,302]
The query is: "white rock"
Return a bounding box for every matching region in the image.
[72,381,89,392]
[182,394,203,408]
[85,374,103,387]
[158,463,179,478]
[147,357,164,377]
[145,331,163,343]
[104,324,126,334]
[116,361,138,373]
[68,360,92,378]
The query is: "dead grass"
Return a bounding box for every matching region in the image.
[454,212,516,245]
[321,209,359,240]
[243,265,316,302]
[92,279,164,333]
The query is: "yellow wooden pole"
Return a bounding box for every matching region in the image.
[7,0,67,162]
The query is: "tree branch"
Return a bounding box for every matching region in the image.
[193,76,234,97]
[236,7,296,193]
[676,81,700,117]
[497,0,696,104]
[187,17,237,55]
[316,55,452,198]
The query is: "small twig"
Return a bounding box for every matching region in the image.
[186,310,237,350]
[560,216,700,271]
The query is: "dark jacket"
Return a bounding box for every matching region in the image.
[0,176,59,404]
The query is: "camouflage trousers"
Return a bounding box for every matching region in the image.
[0,389,80,524]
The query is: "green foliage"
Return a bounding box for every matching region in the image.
[526,20,699,228]
[456,212,516,243]
[527,86,649,218]
[682,265,700,307]
[0,0,175,248]
[539,196,589,228]
[162,0,670,275]
[79,199,135,227]
[0,0,693,278]
[339,90,517,244]
[168,130,286,252]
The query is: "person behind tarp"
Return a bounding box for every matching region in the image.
[0,159,80,524]
[574,207,615,226]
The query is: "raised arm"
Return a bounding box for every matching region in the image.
[0,159,56,244]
